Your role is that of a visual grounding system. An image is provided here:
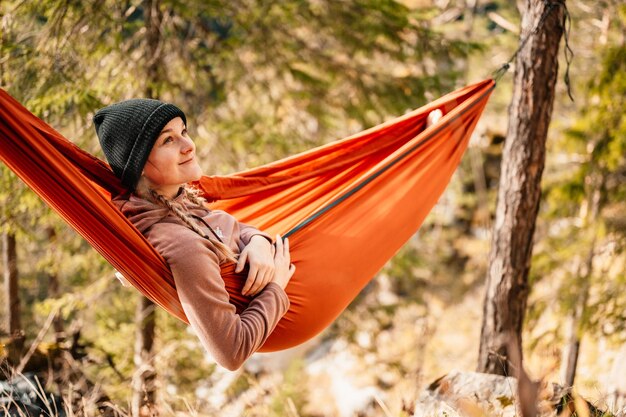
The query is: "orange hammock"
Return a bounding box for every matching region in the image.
[0,79,494,351]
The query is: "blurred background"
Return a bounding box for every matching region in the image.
[0,0,624,416]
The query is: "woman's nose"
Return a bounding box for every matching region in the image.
[180,136,195,154]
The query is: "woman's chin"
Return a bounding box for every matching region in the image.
[190,166,203,181]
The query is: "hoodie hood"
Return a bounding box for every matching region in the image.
[112,190,207,234]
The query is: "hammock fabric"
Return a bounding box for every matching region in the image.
[0,79,494,352]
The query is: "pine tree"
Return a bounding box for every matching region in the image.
[477,0,567,375]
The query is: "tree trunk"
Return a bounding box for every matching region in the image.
[132,1,163,415]
[3,231,19,333]
[132,295,157,417]
[48,270,65,342]
[46,227,65,343]
[144,0,164,99]
[560,174,604,386]
[3,231,24,361]
[477,0,565,375]
[561,314,581,386]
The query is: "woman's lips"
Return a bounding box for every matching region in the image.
[179,157,194,165]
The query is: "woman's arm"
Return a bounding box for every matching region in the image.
[238,222,271,246]
[147,225,289,371]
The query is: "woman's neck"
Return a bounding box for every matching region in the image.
[153,184,185,200]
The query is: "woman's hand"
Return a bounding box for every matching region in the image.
[426,109,443,127]
[272,234,296,290]
[237,235,275,296]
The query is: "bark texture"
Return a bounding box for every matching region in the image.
[3,231,24,362]
[132,295,157,417]
[46,227,66,343]
[3,231,20,335]
[477,0,566,375]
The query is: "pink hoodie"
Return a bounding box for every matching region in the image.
[113,191,290,370]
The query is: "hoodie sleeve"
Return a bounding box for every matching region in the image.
[147,224,290,371]
[238,222,272,246]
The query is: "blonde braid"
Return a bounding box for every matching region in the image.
[145,188,238,263]
[182,185,208,208]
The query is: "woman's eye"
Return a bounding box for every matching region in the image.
[163,136,173,144]
[182,129,188,136]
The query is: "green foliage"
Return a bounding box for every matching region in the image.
[155,310,217,403]
[15,0,624,411]
[529,7,626,356]
[383,243,429,300]
[0,1,104,120]
[268,359,309,417]
[0,0,483,408]
[225,372,251,399]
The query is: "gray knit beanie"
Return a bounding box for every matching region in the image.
[93,98,187,190]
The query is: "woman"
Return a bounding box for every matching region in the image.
[93,98,443,370]
[93,98,295,371]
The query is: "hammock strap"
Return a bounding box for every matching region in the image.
[492,0,574,102]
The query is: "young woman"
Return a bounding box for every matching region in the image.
[93,99,295,370]
[93,98,442,370]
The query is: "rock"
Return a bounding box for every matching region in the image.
[413,370,518,417]
[0,372,66,417]
[413,371,620,417]
[305,340,382,417]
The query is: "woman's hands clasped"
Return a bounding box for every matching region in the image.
[237,234,295,296]
[271,234,296,291]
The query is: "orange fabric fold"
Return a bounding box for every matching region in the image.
[0,80,494,351]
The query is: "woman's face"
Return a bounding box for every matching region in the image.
[142,117,203,198]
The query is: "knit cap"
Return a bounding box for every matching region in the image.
[93,98,187,190]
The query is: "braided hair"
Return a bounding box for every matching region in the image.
[136,179,238,263]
